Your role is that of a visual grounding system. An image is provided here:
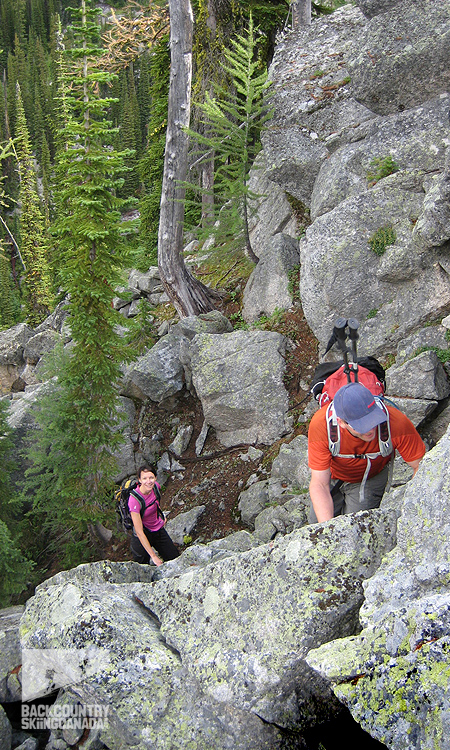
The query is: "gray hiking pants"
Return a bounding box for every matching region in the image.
[308,463,390,523]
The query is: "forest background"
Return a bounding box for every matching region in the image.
[0,0,345,607]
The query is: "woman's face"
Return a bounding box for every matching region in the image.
[139,470,156,493]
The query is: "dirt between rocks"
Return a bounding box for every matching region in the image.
[105,304,319,562]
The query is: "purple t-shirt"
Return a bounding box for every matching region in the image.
[128,484,164,532]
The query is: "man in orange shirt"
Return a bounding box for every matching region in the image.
[308,382,426,523]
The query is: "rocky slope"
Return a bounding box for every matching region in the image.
[2,1,450,748]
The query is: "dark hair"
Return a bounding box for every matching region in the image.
[137,464,156,479]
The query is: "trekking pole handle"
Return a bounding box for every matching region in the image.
[347,318,359,381]
[333,317,348,349]
[333,318,352,382]
[347,318,359,335]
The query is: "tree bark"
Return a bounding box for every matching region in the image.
[158,0,218,317]
[292,0,311,28]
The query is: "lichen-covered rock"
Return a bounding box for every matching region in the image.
[300,178,450,357]
[382,396,438,427]
[0,605,24,702]
[6,381,56,486]
[253,496,308,543]
[128,267,163,295]
[310,95,450,220]
[165,505,205,545]
[121,333,189,403]
[238,481,270,527]
[18,511,398,748]
[386,351,450,400]
[22,330,61,366]
[395,324,449,366]
[242,233,300,324]
[413,161,450,249]
[348,0,450,115]
[270,434,310,490]
[188,330,292,446]
[0,323,33,366]
[167,424,193,456]
[247,152,297,252]
[171,311,233,340]
[306,425,450,749]
[21,580,282,749]
[355,0,403,17]
[134,510,397,730]
[263,5,368,205]
[0,704,12,750]
[0,323,33,394]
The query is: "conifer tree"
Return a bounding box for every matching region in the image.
[39,130,51,218]
[118,90,139,197]
[0,250,20,328]
[0,140,21,327]
[0,76,6,142]
[0,398,33,606]
[25,0,133,560]
[188,13,272,261]
[136,51,151,148]
[14,83,53,325]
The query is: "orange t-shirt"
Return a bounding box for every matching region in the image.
[308,404,426,483]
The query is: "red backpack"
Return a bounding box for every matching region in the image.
[313,360,385,408]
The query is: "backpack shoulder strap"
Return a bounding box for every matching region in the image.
[129,488,146,516]
[375,399,393,457]
[326,399,393,459]
[326,403,341,456]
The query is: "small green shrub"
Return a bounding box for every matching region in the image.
[367,155,399,185]
[288,265,301,301]
[366,308,378,319]
[183,535,193,546]
[368,225,396,256]
[414,346,450,364]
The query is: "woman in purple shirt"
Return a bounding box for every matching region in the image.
[129,464,179,565]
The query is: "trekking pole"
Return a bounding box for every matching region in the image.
[333,318,351,383]
[347,318,360,382]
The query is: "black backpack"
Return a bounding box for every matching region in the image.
[116,478,164,532]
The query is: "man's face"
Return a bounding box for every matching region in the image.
[139,470,156,492]
[337,418,377,442]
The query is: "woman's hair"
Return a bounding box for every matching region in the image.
[137,463,157,479]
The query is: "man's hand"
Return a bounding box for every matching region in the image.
[407,458,422,476]
[310,468,334,523]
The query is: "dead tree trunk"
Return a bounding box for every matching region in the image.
[157,0,219,317]
[292,0,311,28]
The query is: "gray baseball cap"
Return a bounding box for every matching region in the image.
[333,382,387,433]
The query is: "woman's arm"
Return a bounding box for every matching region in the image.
[131,512,163,566]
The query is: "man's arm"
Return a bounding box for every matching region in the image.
[309,468,334,523]
[406,458,422,476]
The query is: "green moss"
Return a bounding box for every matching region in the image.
[368,225,396,256]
